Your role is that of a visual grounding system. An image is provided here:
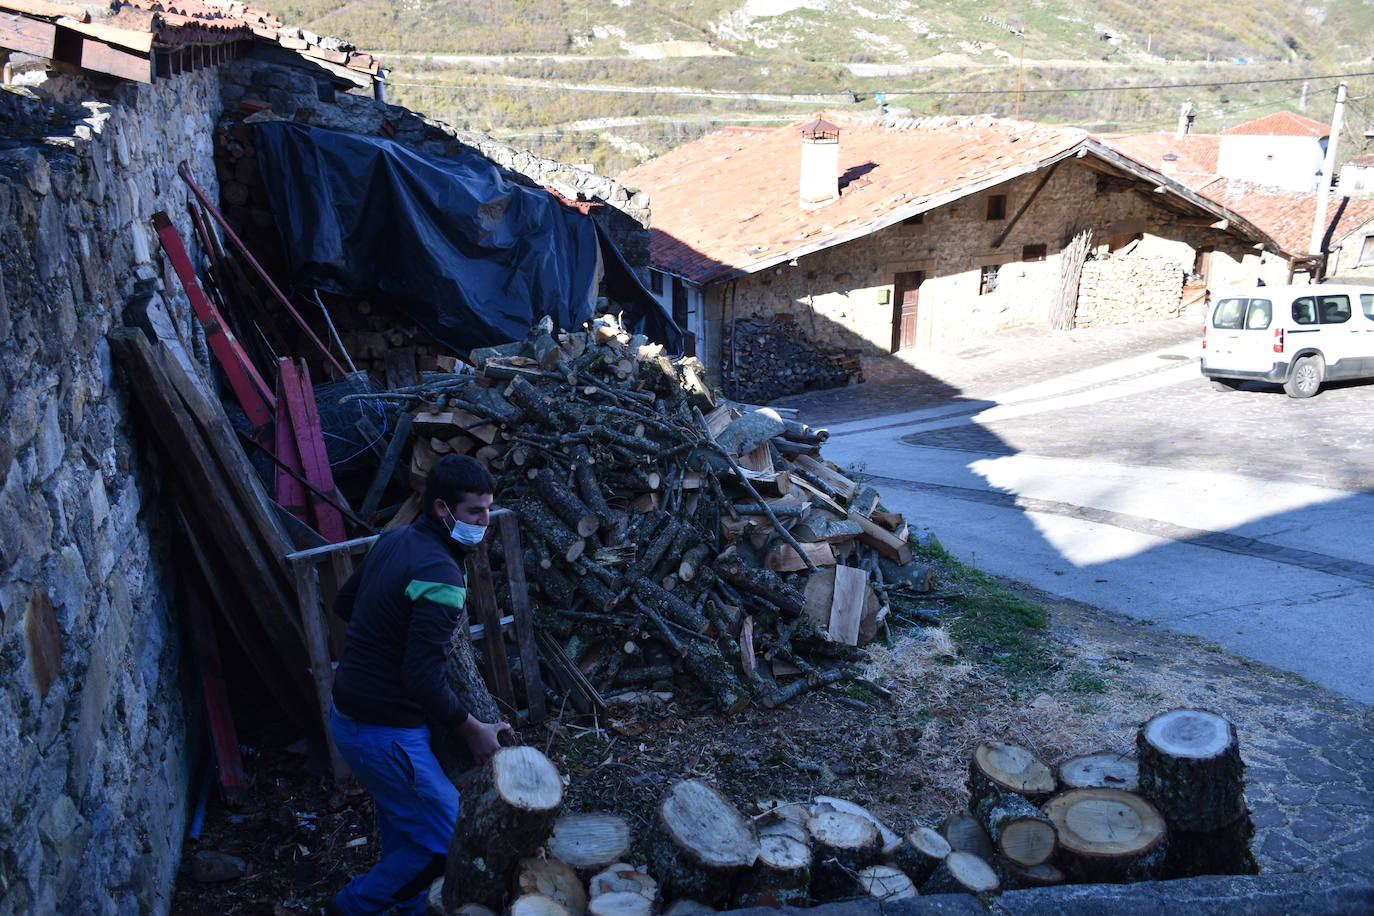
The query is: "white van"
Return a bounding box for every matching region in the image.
[1201,284,1374,398]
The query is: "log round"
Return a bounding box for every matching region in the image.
[546,812,632,872]
[517,858,588,916]
[443,747,564,912]
[973,790,1057,867]
[508,894,573,916]
[939,813,994,861]
[734,815,812,908]
[994,860,1065,891]
[968,742,1057,807]
[806,809,881,902]
[1059,751,1140,792]
[1042,788,1168,884]
[888,826,950,886]
[812,796,901,856]
[588,892,655,916]
[857,865,917,902]
[649,780,760,906]
[920,851,999,895]
[1137,708,1245,832]
[589,863,659,903]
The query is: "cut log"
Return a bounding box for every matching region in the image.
[519,499,586,564]
[939,813,994,861]
[920,851,999,895]
[1163,811,1258,879]
[508,895,572,916]
[587,892,653,916]
[994,860,1065,891]
[589,863,658,902]
[968,741,1057,808]
[763,541,835,574]
[716,409,786,456]
[811,797,900,856]
[649,780,760,906]
[532,467,600,537]
[847,510,912,564]
[1137,708,1246,832]
[888,827,950,886]
[517,859,587,916]
[443,747,564,911]
[1042,788,1168,884]
[546,812,632,873]
[806,809,880,901]
[715,559,806,617]
[973,788,1057,867]
[734,815,812,908]
[856,865,917,902]
[790,455,858,501]
[1059,751,1140,792]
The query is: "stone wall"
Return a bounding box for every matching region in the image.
[1075,255,1186,327]
[0,66,224,915]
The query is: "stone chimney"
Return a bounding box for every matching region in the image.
[799,117,840,204]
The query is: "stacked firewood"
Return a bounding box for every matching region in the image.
[723,316,863,405]
[360,317,931,713]
[431,708,1253,914]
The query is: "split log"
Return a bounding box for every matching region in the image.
[1042,788,1168,884]
[508,895,572,916]
[847,510,912,564]
[973,789,1057,867]
[806,809,880,901]
[968,741,1057,808]
[532,467,600,537]
[588,863,658,903]
[443,747,564,911]
[517,858,587,916]
[811,796,900,856]
[546,812,632,873]
[856,865,917,902]
[920,851,999,895]
[939,813,994,861]
[733,815,811,908]
[763,541,835,573]
[994,860,1065,890]
[790,455,857,500]
[1136,708,1246,832]
[648,780,760,907]
[888,827,950,886]
[1059,751,1139,792]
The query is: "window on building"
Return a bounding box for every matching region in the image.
[1360,235,1374,264]
[649,270,664,294]
[979,264,1000,295]
[986,195,1008,220]
[1022,243,1047,262]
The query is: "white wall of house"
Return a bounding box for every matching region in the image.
[1217,135,1325,192]
[1338,163,1374,195]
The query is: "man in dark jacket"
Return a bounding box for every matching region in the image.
[327,454,510,916]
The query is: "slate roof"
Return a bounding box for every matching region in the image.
[1198,177,1374,254]
[619,112,1275,285]
[1219,110,1329,138]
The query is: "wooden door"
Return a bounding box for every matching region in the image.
[892,270,924,351]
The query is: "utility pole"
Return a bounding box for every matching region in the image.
[1299,81,1309,110]
[1309,81,1347,260]
[1014,28,1026,120]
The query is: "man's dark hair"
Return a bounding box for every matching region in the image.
[423,454,495,513]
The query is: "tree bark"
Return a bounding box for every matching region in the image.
[919,851,999,895]
[648,780,760,907]
[1137,708,1246,832]
[887,826,950,886]
[968,741,1057,808]
[1163,812,1258,879]
[733,816,811,909]
[531,466,600,537]
[973,790,1058,867]
[806,809,881,902]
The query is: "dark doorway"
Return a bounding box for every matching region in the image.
[892,270,924,351]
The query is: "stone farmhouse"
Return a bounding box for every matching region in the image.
[618,112,1290,396]
[0,2,650,912]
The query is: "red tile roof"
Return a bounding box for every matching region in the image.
[1347,152,1374,168]
[1096,132,1220,190]
[1219,110,1328,138]
[1198,178,1374,254]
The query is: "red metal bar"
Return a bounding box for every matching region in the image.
[182,565,249,796]
[274,361,309,527]
[280,358,347,543]
[177,164,350,378]
[151,211,275,432]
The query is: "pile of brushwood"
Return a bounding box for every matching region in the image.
[431,707,1254,914]
[351,316,934,715]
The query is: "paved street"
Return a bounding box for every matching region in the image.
[778,319,1374,704]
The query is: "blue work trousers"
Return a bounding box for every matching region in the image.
[329,706,460,915]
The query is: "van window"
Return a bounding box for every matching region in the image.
[1293,297,1318,325]
[1245,299,1272,329]
[1212,298,1247,329]
[1318,295,1351,324]
[1360,293,1374,320]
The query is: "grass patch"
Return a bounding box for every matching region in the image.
[1067,671,1108,694]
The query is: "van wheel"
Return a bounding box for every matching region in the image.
[1284,356,1323,398]
[1209,378,1241,391]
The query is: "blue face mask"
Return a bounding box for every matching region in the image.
[440,501,487,546]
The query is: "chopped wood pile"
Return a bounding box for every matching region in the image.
[365,316,930,714]
[432,708,1254,914]
[722,316,863,405]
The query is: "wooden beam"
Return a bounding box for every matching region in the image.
[0,0,86,21]
[56,16,152,52]
[53,30,152,82]
[0,11,56,57]
[993,161,1061,250]
[827,565,868,646]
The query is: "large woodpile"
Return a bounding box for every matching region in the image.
[723,316,863,405]
[365,317,927,715]
[433,709,1254,913]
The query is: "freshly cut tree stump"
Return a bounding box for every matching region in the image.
[806,809,881,901]
[547,813,632,872]
[1137,708,1245,832]
[1042,788,1168,884]
[588,892,654,916]
[940,813,994,861]
[508,894,573,916]
[812,796,901,855]
[973,790,1057,867]
[1163,812,1259,879]
[920,851,999,896]
[517,858,587,916]
[734,815,812,908]
[589,863,659,904]
[443,747,563,912]
[888,826,950,886]
[994,860,1065,891]
[857,865,917,902]
[648,780,760,906]
[1059,752,1139,792]
[968,742,1057,808]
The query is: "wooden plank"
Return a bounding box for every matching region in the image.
[790,475,848,518]
[290,559,350,781]
[57,16,153,52]
[848,510,913,564]
[466,541,518,719]
[274,364,310,528]
[383,492,422,531]
[2,0,88,21]
[57,32,152,83]
[496,510,546,725]
[764,541,836,573]
[0,10,54,55]
[828,565,868,646]
[281,358,347,543]
[181,556,248,797]
[739,616,756,677]
[703,404,737,439]
[792,454,858,501]
[360,411,412,521]
[284,535,379,563]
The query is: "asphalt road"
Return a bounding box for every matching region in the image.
[792,322,1374,704]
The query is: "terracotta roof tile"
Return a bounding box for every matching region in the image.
[1219,110,1328,138]
[619,112,1088,285]
[1199,178,1374,254]
[1096,132,1220,190]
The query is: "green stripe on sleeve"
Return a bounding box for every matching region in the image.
[405,580,468,609]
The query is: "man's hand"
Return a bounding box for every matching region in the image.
[458,714,512,762]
